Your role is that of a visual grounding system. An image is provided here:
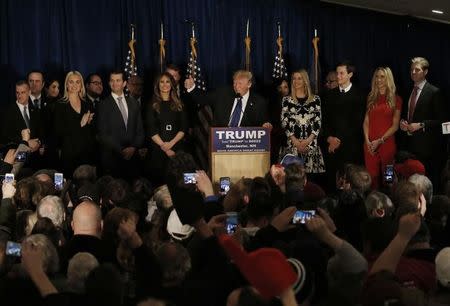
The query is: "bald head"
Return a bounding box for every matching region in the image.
[72,201,102,237]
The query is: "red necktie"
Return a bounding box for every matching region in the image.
[408,86,419,122]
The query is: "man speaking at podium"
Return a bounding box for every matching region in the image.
[184,70,271,129]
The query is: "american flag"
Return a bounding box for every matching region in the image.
[124,47,137,80]
[186,51,206,91]
[272,52,288,80]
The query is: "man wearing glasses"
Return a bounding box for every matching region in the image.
[85,73,104,112]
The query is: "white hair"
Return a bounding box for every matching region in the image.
[67,252,99,293]
[37,195,65,228]
[408,174,433,205]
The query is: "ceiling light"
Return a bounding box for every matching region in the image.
[432,10,444,14]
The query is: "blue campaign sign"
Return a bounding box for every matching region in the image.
[211,127,270,153]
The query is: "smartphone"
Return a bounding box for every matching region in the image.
[4,173,14,183]
[5,241,21,257]
[291,210,316,225]
[384,164,394,183]
[226,212,238,234]
[14,151,27,162]
[220,177,231,195]
[183,172,197,184]
[54,173,64,190]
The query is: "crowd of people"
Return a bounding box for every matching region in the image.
[0,55,449,306]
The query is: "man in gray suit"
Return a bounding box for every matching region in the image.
[97,70,144,179]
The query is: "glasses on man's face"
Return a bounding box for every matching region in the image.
[90,81,102,86]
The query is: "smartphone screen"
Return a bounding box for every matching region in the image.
[4,173,14,183]
[5,241,21,257]
[226,212,238,234]
[220,177,231,194]
[183,173,197,184]
[384,164,394,183]
[14,151,27,162]
[291,210,316,224]
[54,173,64,190]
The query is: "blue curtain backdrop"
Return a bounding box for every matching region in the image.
[1,0,449,104]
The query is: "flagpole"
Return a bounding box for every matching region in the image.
[312,29,320,94]
[276,22,283,58]
[129,24,136,71]
[159,21,166,73]
[244,19,251,71]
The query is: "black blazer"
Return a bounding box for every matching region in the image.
[401,82,447,159]
[188,87,269,127]
[97,94,144,158]
[1,102,43,145]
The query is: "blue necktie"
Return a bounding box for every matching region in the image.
[229,97,243,127]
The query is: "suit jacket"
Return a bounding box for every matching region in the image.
[401,81,446,159]
[97,94,144,166]
[322,85,365,164]
[188,87,269,127]
[0,102,43,145]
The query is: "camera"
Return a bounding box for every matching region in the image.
[183,173,197,184]
[14,151,27,162]
[54,173,64,190]
[220,177,231,195]
[5,241,21,257]
[384,164,394,183]
[4,173,14,184]
[291,210,315,224]
[226,212,238,234]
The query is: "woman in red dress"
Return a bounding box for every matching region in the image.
[363,67,402,189]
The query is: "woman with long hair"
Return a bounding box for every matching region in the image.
[145,72,188,184]
[363,67,402,189]
[54,71,95,176]
[280,69,325,179]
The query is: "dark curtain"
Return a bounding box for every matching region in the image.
[1,0,449,104]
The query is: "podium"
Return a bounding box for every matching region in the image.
[210,127,271,183]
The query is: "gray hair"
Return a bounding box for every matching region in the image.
[156,242,191,286]
[37,195,65,228]
[67,252,99,294]
[408,174,433,205]
[365,191,394,217]
[23,234,59,275]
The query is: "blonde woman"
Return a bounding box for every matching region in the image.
[363,67,402,189]
[54,71,95,176]
[280,69,325,175]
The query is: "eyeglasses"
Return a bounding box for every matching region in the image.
[326,80,337,84]
[90,81,102,86]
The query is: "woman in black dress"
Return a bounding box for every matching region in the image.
[54,71,95,176]
[145,72,188,184]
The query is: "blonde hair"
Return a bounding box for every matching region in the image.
[233,70,253,83]
[367,67,397,110]
[290,69,315,103]
[411,57,429,70]
[63,71,86,100]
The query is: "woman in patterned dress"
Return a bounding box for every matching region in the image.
[280,69,325,178]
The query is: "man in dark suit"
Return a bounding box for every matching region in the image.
[322,61,365,191]
[399,57,447,189]
[97,70,144,179]
[85,73,104,113]
[184,70,271,128]
[1,80,42,166]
